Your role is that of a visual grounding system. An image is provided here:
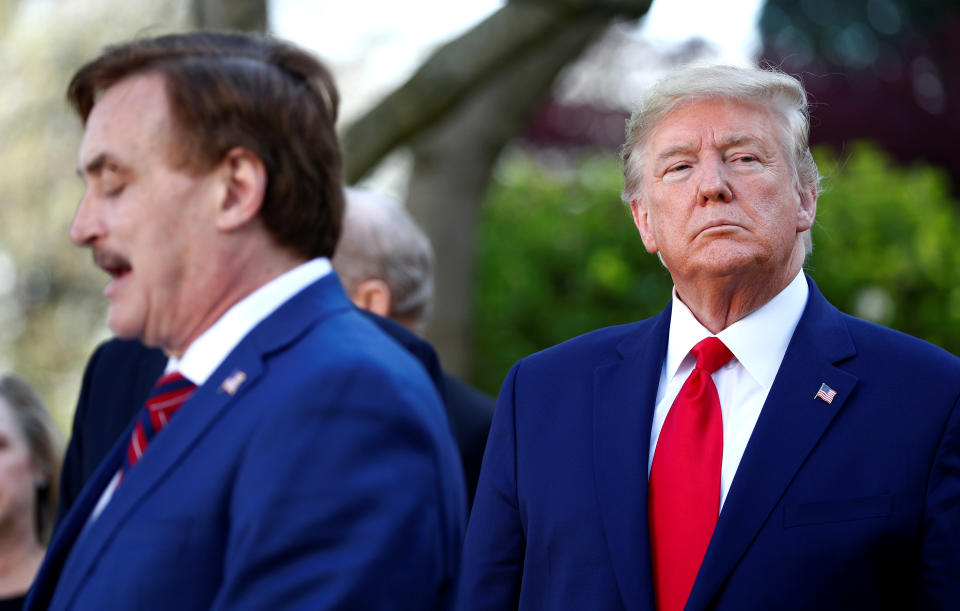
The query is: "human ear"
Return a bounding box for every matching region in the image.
[30,459,48,492]
[349,279,393,318]
[215,147,267,232]
[796,183,818,233]
[630,198,659,254]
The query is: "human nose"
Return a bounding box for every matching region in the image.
[698,157,733,204]
[69,190,105,246]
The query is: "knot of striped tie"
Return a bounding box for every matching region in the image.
[120,372,197,480]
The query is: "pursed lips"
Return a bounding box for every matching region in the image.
[696,219,745,236]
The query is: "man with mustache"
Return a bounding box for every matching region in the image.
[55,188,493,530]
[456,64,960,610]
[332,189,495,509]
[27,31,464,610]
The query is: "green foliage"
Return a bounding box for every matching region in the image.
[473,144,960,395]
[808,142,960,352]
[473,151,673,395]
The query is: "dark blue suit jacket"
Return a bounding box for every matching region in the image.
[457,277,960,610]
[54,337,168,527]
[29,274,466,610]
[54,313,491,528]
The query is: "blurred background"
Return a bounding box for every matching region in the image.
[1,0,958,430]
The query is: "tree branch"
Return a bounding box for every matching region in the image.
[341,0,651,182]
[405,14,615,374]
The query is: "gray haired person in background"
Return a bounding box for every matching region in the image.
[333,189,494,507]
[334,189,435,334]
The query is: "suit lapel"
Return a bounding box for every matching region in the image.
[30,345,176,609]
[686,277,859,609]
[26,427,129,610]
[47,347,267,608]
[38,274,354,609]
[593,307,670,611]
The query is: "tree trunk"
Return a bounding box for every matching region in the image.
[342,0,651,184]
[407,15,613,378]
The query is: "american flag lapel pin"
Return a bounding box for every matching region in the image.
[219,370,247,396]
[814,382,837,404]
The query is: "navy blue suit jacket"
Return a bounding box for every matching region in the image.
[55,338,167,527]
[29,274,466,610]
[360,314,494,508]
[457,277,960,610]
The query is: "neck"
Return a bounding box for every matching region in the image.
[163,241,307,358]
[673,246,804,334]
[0,524,44,597]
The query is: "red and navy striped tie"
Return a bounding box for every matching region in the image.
[120,372,197,479]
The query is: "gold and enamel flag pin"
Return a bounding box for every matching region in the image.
[814,382,837,404]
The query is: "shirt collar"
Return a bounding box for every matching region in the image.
[166,257,332,385]
[665,270,808,389]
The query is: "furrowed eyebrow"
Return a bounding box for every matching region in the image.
[652,134,774,170]
[718,134,769,152]
[655,142,699,163]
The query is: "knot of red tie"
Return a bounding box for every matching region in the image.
[691,336,734,374]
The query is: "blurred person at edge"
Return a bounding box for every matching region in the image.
[27,31,464,611]
[456,64,960,610]
[333,188,495,508]
[0,375,62,611]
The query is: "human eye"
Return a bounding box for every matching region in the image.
[104,184,125,198]
[660,161,693,182]
[101,165,126,197]
[731,153,760,164]
[665,161,693,174]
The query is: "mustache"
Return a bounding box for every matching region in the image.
[92,248,131,273]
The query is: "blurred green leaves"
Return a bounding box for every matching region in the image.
[473,143,960,395]
[809,142,960,351]
[474,150,673,394]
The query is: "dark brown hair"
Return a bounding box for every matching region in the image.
[0,375,63,545]
[67,31,344,258]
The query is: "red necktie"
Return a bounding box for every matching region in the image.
[120,372,197,478]
[649,337,733,611]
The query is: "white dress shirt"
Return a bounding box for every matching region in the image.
[648,270,808,510]
[88,257,332,523]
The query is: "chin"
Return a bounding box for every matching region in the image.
[695,243,767,274]
[106,309,145,342]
